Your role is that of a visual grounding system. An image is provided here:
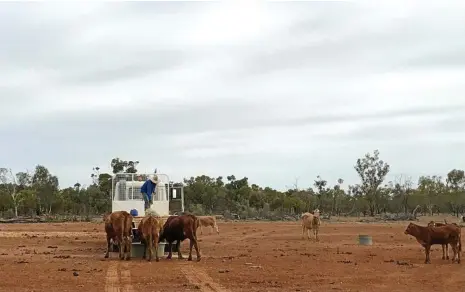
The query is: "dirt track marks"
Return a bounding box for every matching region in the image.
[104,262,135,292]
[182,264,230,292]
[121,263,135,292]
[104,262,120,292]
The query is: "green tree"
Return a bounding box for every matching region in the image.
[445,169,465,217]
[32,165,59,215]
[0,168,23,217]
[354,150,390,216]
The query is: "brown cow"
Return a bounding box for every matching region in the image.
[427,220,461,260]
[158,214,201,261]
[137,215,163,262]
[301,209,321,241]
[104,210,133,260]
[404,222,461,264]
[198,216,219,235]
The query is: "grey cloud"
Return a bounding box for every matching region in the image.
[0,3,201,86]
[6,102,465,139]
[114,1,212,15]
[0,18,72,69]
[278,104,465,128]
[2,101,463,164]
[401,49,465,69]
[325,113,465,144]
[59,49,190,85]
[429,115,465,134]
[0,100,263,168]
[236,6,465,77]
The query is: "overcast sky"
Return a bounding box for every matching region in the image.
[1,1,465,190]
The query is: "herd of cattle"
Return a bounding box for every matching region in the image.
[103,211,219,262]
[103,209,463,265]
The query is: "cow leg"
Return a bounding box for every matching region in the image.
[446,243,450,260]
[167,242,173,260]
[188,238,194,261]
[314,228,319,242]
[307,228,311,240]
[118,239,124,260]
[455,244,459,263]
[215,225,219,235]
[142,238,147,259]
[124,237,131,261]
[442,244,446,260]
[200,226,203,235]
[176,240,183,260]
[190,237,201,262]
[450,244,456,263]
[457,245,461,264]
[154,237,160,262]
[105,236,111,258]
[424,245,431,264]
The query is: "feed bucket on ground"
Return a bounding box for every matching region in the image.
[359,235,372,245]
[130,242,167,258]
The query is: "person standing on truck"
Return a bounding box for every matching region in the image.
[141,175,158,210]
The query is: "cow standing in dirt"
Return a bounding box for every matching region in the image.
[198,216,219,235]
[405,222,461,264]
[158,214,201,261]
[427,220,462,260]
[301,209,321,241]
[137,215,163,262]
[104,210,133,260]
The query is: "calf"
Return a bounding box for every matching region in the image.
[404,222,461,264]
[137,215,163,262]
[198,216,219,235]
[158,214,201,261]
[301,210,321,241]
[104,210,133,260]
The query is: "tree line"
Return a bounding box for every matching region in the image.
[1,150,464,220]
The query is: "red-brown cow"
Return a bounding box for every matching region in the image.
[427,220,461,260]
[405,222,461,264]
[158,214,201,261]
[137,215,163,262]
[104,210,133,260]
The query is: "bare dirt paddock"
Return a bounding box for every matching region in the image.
[1,220,465,292]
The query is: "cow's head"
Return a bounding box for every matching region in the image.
[404,222,417,235]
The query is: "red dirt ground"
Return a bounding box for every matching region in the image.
[0,220,464,292]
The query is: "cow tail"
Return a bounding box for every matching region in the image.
[148,228,153,254]
[123,214,130,248]
[459,231,462,252]
[121,216,126,249]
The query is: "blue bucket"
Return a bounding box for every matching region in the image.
[130,209,139,217]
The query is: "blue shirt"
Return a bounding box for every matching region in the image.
[141,180,157,201]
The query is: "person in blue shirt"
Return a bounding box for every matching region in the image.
[141,175,158,210]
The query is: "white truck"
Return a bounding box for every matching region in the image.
[111,172,184,217]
